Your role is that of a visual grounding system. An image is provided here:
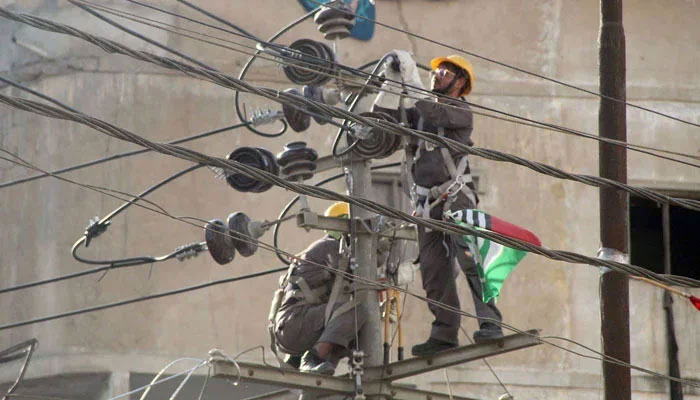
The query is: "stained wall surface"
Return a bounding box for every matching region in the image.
[1,1,698,399]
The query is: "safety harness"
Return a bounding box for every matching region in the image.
[268,240,357,363]
[401,104,477,222]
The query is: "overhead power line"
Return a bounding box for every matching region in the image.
[2,91,699,290]
[2,8,698,214]
[0,148,697,390]
[72,0,700,167]
[309,0,700,130]
[1,147,697,390]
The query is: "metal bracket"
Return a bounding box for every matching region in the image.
[363,329,542,381]
[296,211,416,240]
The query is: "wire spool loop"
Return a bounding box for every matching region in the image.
[225,147,279,193]
[283,39,336,86]
[348,112,402,159]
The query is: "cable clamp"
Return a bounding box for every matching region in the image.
[597,247,629,274]
[350,350,365,400]
[84,216,110,247]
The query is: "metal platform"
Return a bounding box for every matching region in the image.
[210,329,541,399]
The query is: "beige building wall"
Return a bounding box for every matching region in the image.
[1,1,698,399]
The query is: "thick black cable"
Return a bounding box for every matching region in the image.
[272,162,401,264]
[232,5,319,137]
[331,55,390,157]
[309,0,700,130]
[71,164,203,266]
[1,148,697,389]
[0,122,247,189]
[3,94,699,290]
[0,17,697,285]
[69,0,215,71]
[174,0,261,42]
[1,12,691,214]
[72,1,700,166]
[9,8,700,185]
[0,267,287,331]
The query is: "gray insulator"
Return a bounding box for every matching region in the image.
[227,212,257,257]
[205,219,235,265]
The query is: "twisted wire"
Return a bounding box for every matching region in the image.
[67,0,700,166]
[1,147,697,389]
[308,0,700,130]
[1,92,698,291]
[2,6,699,214]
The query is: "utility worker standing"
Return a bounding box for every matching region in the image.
[268,202,365,375]
[373,51,503,356]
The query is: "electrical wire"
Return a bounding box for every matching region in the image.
[2,12,698,216]
[2,93,699,289]
[0,149,697,389]
[0,121,248,190]
[0,7,696,390]
[307,0,700,131]
[6,7,698,212]
[272,161,401,265]
[72,0,700,167]
[70,164,204,267]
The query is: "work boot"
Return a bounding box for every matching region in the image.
[299,350,336,375]
[411,337,457,356]
[473,322,503,344]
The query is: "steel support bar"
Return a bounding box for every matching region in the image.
[211,359,354,395]
[296,211,416,240]
[363,329,541,381]
[211,359,482,399]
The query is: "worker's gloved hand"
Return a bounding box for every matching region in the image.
[374,50,427,111]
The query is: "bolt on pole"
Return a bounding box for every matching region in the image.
[599,0,631,399]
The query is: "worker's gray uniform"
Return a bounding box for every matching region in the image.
[374,99,502,345]
[273,236,365,356]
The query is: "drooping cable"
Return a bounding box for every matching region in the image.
[2,93,699,289]
[1,149,698,389]
[70,164,204,268]
[48,2,700,167]
[2,11,697,214]
[307,0,700,130]
[0,122,248,190]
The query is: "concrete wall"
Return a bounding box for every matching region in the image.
[1,1,699,399]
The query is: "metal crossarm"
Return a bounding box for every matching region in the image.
[296,211,417,240]
[211,359,354,395]
[363,329,541,381]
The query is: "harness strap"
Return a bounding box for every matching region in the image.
[288,276,321,304]
[327,298,359,324]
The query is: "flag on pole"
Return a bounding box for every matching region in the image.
[446,209,541,303]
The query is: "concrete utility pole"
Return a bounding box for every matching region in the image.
[598,0,631,399]
[347,159,383,370]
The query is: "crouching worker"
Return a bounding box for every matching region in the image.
[268,202,365,375]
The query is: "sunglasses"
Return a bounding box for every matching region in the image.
[433,67,458,79]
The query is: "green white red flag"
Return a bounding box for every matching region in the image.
[446,209,541,303]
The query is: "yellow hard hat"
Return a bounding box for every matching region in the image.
[324,202,349,240]
[324,202,350,218]
[430,55,475,96]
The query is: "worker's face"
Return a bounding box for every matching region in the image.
[431,62,466,95]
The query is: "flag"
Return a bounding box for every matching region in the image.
[446,209,541,303]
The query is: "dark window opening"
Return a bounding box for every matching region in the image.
[630,196,700,280]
